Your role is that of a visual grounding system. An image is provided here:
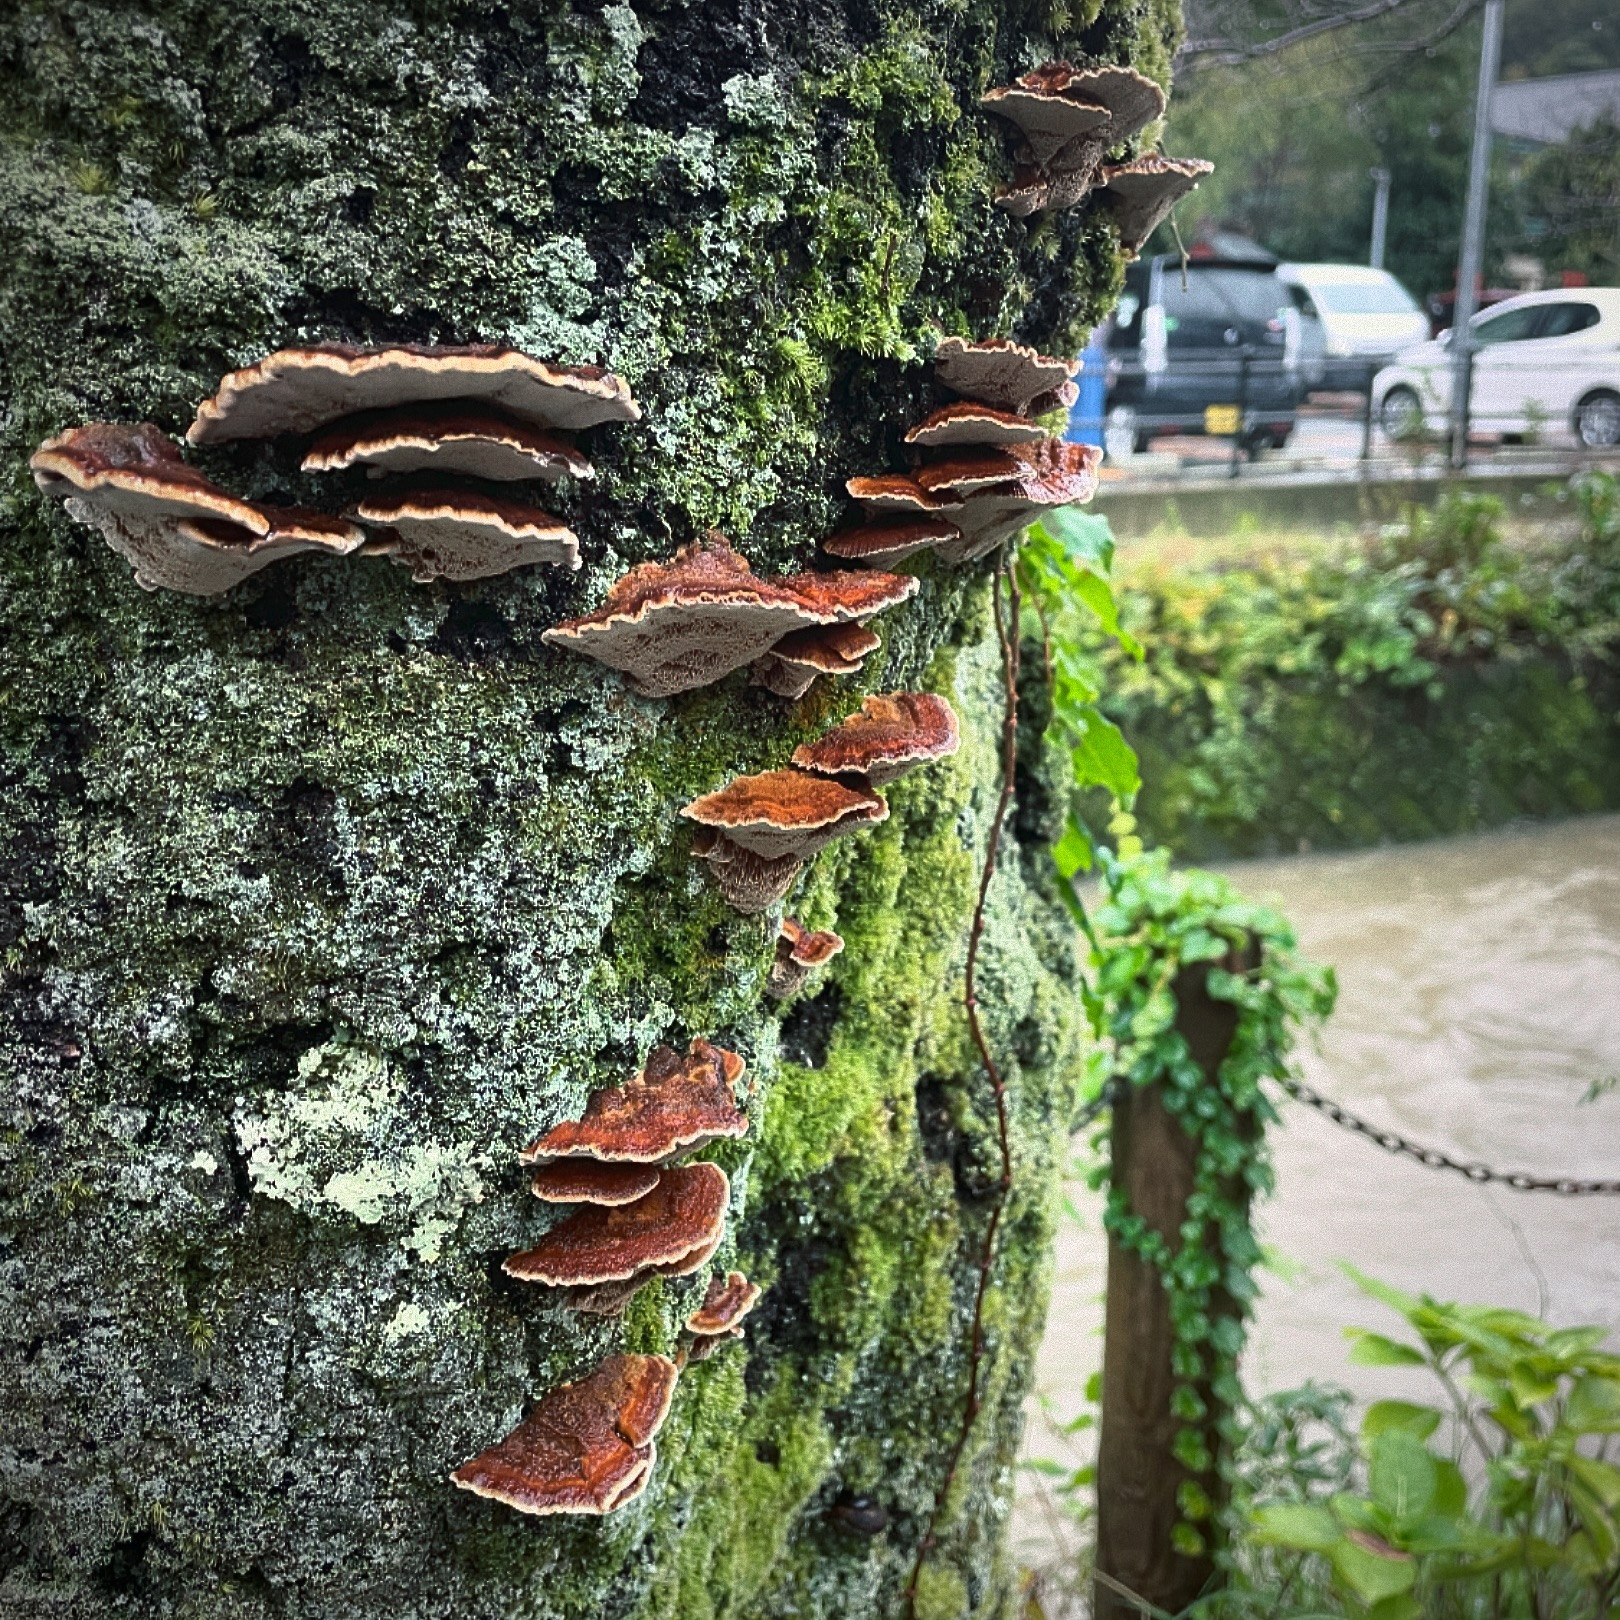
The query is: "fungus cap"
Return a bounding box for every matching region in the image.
[780,568,919,624]
[503,1162,730,1287]
[905,403,1051,448]
[932,339,1079,415]
[303,403,593,482]
[522,1039,748,1166]
[529,1161,663,1206]
[995,151,1109,217]
[979,74,1110,167]
[914,449,1025,498]
[188,344,640,444]
[353,487,579,582]
[542,534,828,699]
[690,830,805,916]
[687,1271,762,1337]
[31,423,364,595]
[681,769,888,862]
[1057,64,1167,141]
[846,474,962,515]
[767,917,846,999]
[752,622,881,700]
[821,518,962,568]
[792,692,961,786]
[1097,155,1215,255]
[449,1352,676,1516]
[943,440,1103,563]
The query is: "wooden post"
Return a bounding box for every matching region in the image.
[1094,947,1256,1619]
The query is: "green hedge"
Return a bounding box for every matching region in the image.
[1094,479,1620,860]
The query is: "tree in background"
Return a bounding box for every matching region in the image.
[1519,115,1620,283]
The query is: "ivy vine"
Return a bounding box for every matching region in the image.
[1083,849,1337,1553]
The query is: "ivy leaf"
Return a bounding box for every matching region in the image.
[1069,709,1140,800]
[1054,813,1094,880]
[1039,506,1115,575]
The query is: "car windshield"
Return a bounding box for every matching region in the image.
[1162,269,1285,325]
[1308,279,1419,316]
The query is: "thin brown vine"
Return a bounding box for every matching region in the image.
[904,549,1023,1616]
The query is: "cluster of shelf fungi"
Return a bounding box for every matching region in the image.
[26,58,1206,1524]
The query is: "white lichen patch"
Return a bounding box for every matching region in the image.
[235,1039,487,1260]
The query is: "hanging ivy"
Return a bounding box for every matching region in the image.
[1083,848,1337,1554]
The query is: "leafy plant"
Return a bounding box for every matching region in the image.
[1247,1271,1620,1618]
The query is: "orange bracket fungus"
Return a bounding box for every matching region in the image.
[529,1161,663,1206]
[767,917,846,1000]
[791,691,961,786]
[845,473,963,516]
[30,422,365,595]
[521,1039,749,1167]
[303,403,594,483]
[904,402,1050,449]
[1096,154,1216,256]
[503,1162,730,1288]
[187,344,640,444]
[821,517,964,569]
[542,534,828,698]
[981,62,1168,217]
[688,830,808,917]
[752,621,882,702]
[941,439,1104,564]
[352,487,579,582]
[450,1352,676,1516]
[685,1270,763,1360]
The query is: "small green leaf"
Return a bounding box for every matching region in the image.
[1331,1532,1416,1604]
[1362,1401,1441,1442]
[1568,1454,1620,1510]
[1346,1331,1427,1368]
[1368,1432,1437,1521]
[1567,1373,1620,1433]
[1251,1502,1341,1552]
[1069,709,1140,800]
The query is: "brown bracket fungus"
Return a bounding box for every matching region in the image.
[187,344,640,444]
[845,474,963,516]
[541,534,828,699]
[932,338,1079,417]
[981,62,1168,218]
[821,518,964,569]
[792,692,961,787]
[913,449,1027,499]
[520,1039,749,1167]
[941,439,1104,564]
[685,1270,763,1360]
[752,621,882,702]
[682,769,888,914]
[766,917,845,1000]
[1096,155,1216,257]
[304,403,594,483]
[353,487,579,582]
[30,422,366,595]
[904,403,1051,449]
[449,1352,676,1516]
[529,1161,663,1206]
[502,1162,730,1288]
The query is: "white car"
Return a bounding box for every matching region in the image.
[1279,264,1430,390]
[1372,287,1620,448]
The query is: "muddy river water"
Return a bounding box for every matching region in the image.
[1015,813,1620,1581]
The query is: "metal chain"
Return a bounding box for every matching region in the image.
[1273,1074,1620,1197]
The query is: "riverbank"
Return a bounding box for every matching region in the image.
[1015,813,1620,1605]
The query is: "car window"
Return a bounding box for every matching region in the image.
[1162,269,1285,326]
[1531,302,1601,339]
[1472,306,1542,346]
[1286,284,1319,318]
[1310,279,1420,316]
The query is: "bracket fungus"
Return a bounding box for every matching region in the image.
[932,338,1079,417]
[791,692,961,787]
[981,62,1168,217]
[685,1271,763,1360]
[304,403,594,483]
[845,474,963,516]
[450,1352,676,1516]
[354,487,579,582]
[752,621,882,701]
[529,1161,663,1206]
[521,1039,749,1167]
[767,917,845,1000]
[821,518,964,569]
[682,770,888,914]
[941,439,1104,564]
[30,423,366,595]
[187,344,640,444]
[904,403,1051,449]
[503,1162,730,1288]
[1096,155,1216,256]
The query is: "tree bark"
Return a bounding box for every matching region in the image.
[0,2,1178,1616]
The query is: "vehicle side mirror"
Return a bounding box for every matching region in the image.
[1143,305,1168,375]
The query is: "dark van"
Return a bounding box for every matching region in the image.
[1102,254,1303,453]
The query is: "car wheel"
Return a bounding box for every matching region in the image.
[1380,386,1423,442]
[1575,390,1620,450]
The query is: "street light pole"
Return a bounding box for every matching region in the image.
[1368,167,1391,270]
[1448,0,1504,470]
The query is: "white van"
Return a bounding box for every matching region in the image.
[1278,264,1430,391]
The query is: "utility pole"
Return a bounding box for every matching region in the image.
[1449,0,1504,470]
[1368,167,1391,270]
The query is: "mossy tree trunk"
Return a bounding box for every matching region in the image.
[0,2,1176,1616]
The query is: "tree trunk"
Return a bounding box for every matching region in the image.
[0,2,1177,1616]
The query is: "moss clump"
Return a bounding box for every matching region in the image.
[0,0,1174,1614]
